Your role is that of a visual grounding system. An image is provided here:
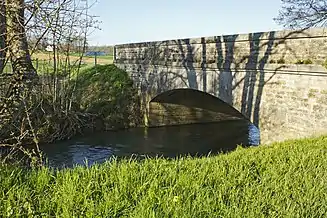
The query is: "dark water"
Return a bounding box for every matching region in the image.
[40,120,260,168]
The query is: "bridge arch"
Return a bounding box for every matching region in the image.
[148,88,260,146]
[148,88,250,127]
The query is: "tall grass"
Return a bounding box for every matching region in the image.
[1,136,327,217]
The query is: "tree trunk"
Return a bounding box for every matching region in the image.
[0,0,5,74]
[6,0,36,82]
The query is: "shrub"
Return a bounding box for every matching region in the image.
[71,64,142,131]
[323,59,327,69]
[277,58,285,64]
[295,59,313,64]
[303,59,313,64]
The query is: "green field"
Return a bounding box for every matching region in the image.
[1,136,327,217]
[32,52,113,65]
[1,53,113,75]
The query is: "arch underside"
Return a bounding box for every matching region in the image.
[148,88,249,127]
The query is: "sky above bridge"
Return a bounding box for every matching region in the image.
[88,0,283,46]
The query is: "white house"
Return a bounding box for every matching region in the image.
[45,45,54,52]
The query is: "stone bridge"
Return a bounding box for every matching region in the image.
[114,28,327,144]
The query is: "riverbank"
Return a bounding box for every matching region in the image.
[0,64,142,148]
[1,136,327,217]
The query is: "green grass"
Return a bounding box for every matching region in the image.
[54,52,113,62]
[96,55,113,60]
[69,52,113,59]
[1,136,327,217]
[1,53,113,75]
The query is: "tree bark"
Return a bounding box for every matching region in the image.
[6,0,36,82]
[0,0,5,74]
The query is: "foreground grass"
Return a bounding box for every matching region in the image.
[1,136,327,217]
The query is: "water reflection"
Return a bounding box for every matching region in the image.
[41,120,260,168]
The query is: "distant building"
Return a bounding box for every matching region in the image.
[45,45,54,52]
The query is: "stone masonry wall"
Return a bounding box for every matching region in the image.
[114,28,327,144]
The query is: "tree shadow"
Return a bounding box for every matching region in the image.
[236,30,306,127]
[201,37,207,92]
[175,39,198,89]
[240,33,267,123]
[215,35,238,104]
[114,28,311,131]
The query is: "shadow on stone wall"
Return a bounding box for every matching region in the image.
[211,30,309,127]
[117,28,316,129]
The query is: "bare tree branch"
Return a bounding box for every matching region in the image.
[0,0,99,165]
[275,0,327,29]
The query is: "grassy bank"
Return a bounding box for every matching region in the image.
[1,136,327,217]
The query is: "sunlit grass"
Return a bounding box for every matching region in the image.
[1,54,112,76]
[1,136,327,217]
[32,52,113,65]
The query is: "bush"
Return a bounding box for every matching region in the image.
[0,64,142,148]
[276,58,285,64]
[295,59,313,64]
[323,59,327,69]
[71,64,142,131]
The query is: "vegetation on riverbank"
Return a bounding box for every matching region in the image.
[1,136,326,217]
[33,64,141,142]
[71,64,142,130]
[1,64,142,151]
[0,0,118,166]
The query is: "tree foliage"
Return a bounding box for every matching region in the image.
[275,0,327,28]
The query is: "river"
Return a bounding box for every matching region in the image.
[40,119,260,168]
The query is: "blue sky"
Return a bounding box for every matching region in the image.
[88,0,283,46]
